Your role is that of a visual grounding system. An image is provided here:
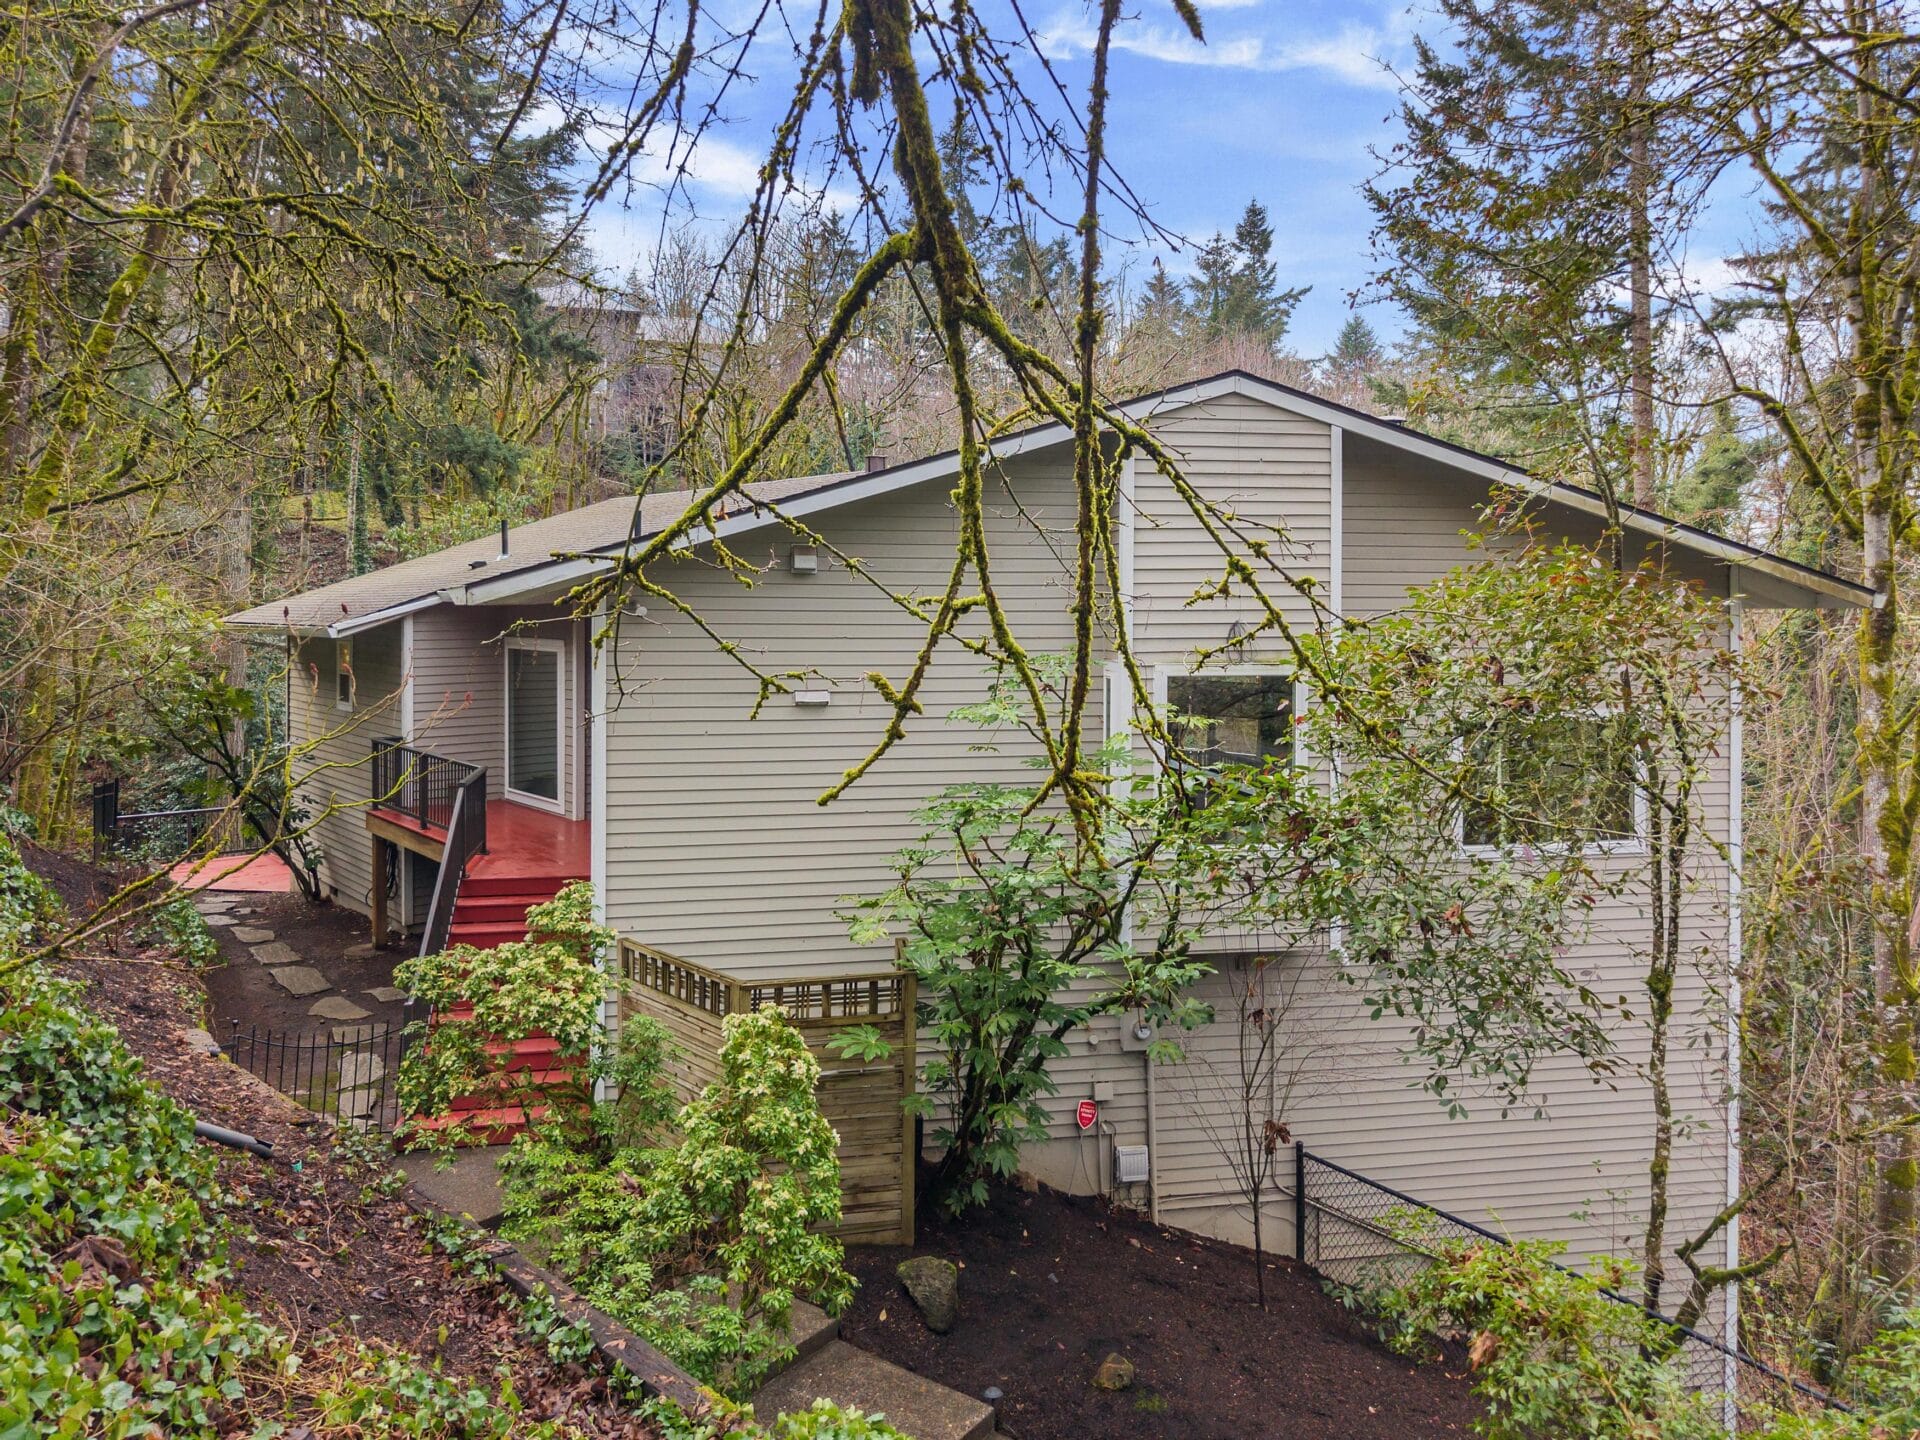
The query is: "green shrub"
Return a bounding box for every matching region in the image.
[644,1396,911,1440]
[141,893,219,966]
[502,1005,854,1397]
[396,880,611,1136]
[1367,1234,1723,1440]
[0,831,59,954]
[0,969,280,1437]
[0,960,619,1436]
[1754,1309,1920,1438]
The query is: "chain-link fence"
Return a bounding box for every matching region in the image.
[1290,1144,1844,1427]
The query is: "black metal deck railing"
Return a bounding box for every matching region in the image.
[90,778,244,862]
[370,739,485,837]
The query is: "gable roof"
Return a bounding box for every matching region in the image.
[222,471,853,635]
[224,370,1869,637]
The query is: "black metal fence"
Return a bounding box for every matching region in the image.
[91,778,242,863]
[222,1019,413,1132]
[1291,1144,1844,1426]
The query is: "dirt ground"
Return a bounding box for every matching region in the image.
[200,888,413,1039]
[841,1182,1480,1440]
[41,895,658,1435]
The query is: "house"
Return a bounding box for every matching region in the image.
[223,370,1867,1334]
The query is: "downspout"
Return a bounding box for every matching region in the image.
[589,599,612,1105]
[1724,574,1745,1416]
[1116,452,1158,1223]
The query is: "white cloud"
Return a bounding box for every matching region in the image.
[1037,9,1400,90]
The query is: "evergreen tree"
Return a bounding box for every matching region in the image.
[1330,315,1384,376]
[1188,201,1308,351]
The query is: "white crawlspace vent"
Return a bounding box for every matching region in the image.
[1114,1144,1151,1185]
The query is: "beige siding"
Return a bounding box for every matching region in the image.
[287,627,404,915]
[1132,390,1333,664]
[1261,427,1738,1321]
[409,605,587,820]
[594,391,1737,1333]
[600,453,1089,977]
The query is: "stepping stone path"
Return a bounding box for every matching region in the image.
[342,942,380,961]
[332,1024,381,1043]
[366,986,406,1004]
[231,926,275,944]
[203,915,237,928]
[251,942,301,967]
[309,995,370,1022]
[270,965,330,998]
[336,1053,388,1121]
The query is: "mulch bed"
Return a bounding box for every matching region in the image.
[841,1182,1480,1440]
[33,850,658,1437]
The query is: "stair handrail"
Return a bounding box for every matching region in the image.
[419,766,488,958]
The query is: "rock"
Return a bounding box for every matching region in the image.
[269,965,330,997]
[1092,1353,1134,1391]
[332,1024,381,1043]
[365,986,406,1003]
[251,941,301,966]
[231,926,275,944]
[309,995,370,1021]
[337,1052,386,1091]
[343,941,380,960]
[202,915,237,928]
[896,1255,959,1334]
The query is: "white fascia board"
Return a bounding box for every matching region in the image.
[440,554,614,607]
[319,593,443,639]
[1190,374,1871,610]
[432,366,1868,612]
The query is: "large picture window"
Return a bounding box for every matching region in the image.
[1460,713,1640,850]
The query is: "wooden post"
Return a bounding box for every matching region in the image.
[369,836,388,942]
[898,973,918,1245]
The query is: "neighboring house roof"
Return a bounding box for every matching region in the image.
[224,370,1870,638]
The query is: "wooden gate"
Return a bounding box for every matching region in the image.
[615,938,916,1246]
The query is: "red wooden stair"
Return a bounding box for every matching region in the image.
[411,801,589,1145]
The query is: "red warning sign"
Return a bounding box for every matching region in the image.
[1076,1099,1098,1131]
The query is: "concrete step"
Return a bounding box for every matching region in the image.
[785,1300,840,1369]
[751,1341,994,1440]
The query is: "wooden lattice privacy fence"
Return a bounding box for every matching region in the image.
[616,938,917,1246]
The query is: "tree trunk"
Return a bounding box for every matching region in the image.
[1843,4,1918,1288]
[1626,0,1657,510]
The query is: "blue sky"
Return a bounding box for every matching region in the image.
[577,0,1431,356]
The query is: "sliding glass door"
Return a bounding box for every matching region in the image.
[504,638,564,809]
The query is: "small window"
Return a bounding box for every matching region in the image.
[1461,713,1639,849]
[335,640,354,710]
[1166,673,1295,770]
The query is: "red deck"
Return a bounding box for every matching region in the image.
[168,852,294,893]
[465,801,589,884]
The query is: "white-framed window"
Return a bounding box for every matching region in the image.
[334,640,354,710]
[1458,711,1645,855]
[1155,666,1302,771]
